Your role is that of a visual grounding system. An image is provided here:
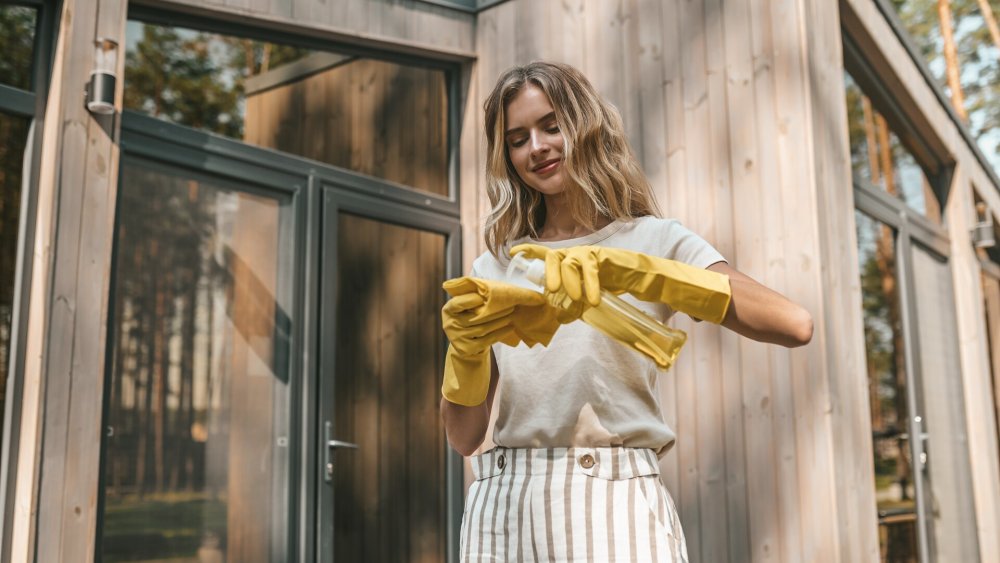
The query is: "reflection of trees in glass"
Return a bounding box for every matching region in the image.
[0,6,37,90]
[102,167,230,561]
[858,212,917,560]
[891,0,1000,173]
[124,22,310,138]
[844,73,939,221]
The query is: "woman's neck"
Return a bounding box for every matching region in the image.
[535,195,612,241]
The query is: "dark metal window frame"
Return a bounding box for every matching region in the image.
[414,0,511,13]
[0,1,58,562]
[97,7,470,562]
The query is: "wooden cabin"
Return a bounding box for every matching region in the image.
[1,0,999,561]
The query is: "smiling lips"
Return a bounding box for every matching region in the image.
[532,159,561,174]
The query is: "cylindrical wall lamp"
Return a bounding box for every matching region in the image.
[972,201,996,249]
[86,38,118,115]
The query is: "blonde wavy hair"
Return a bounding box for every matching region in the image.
[482,61,661,258]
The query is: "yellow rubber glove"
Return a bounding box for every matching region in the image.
[440,276,570,406]
[510,244,732,324]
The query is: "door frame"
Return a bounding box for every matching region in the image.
[315,180,461,563]
[102,110,465,562]
[854,179,969,562]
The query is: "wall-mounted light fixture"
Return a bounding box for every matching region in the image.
[85,38,118,115]
[972,201,996,249]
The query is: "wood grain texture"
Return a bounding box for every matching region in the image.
[30,0,128,561]
[152,0,475,54]
[469,0,902,560]
[333,214,447,562]
[803,0,881,560]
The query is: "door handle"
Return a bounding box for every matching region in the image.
[324,421,359,482]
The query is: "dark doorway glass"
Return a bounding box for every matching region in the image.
[0,111,30,449]
[320,209,449,562]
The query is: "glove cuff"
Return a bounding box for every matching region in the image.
[441,345,492,406]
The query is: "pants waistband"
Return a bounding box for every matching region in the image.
[471,446,660,481]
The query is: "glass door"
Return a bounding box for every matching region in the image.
[100,153,300,562]
[316,186,460,562]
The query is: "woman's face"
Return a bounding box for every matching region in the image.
[504,85,566,196]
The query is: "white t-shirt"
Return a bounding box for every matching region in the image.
[469,216,726,457]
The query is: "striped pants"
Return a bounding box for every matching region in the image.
[461,447,688,562]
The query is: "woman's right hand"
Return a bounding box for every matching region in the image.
[440,276,566,407]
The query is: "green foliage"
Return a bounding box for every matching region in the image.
[102,492,227,562]
[891,0,1000,167]
[0,5,37,90]
[125,25,243,137]
[124,22,311,139]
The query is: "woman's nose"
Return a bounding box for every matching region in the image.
[529,131,549,155]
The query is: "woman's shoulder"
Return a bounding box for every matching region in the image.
[611,216,688,245]
[611,216,724,265]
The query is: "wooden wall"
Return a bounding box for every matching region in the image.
[13,0,128,561]
[470,1,866,561]
[468,1,1000,562]
[147,0,475,57]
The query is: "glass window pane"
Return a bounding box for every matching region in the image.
[101,162,294,562]
[0,5,37,91]
[0,111,30,449]
[844,72,941,224]
[855,210,919,562]
[124,21,449,196]
[889,1,1000,178]
[911,243,980,562]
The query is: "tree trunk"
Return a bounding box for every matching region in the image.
[875,115,896,195]
[861,95,881,185]
[976,0,1000,52]
[153,271,168,492]
[938,0,969,121]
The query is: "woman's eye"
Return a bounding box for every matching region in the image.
[509,137,527,148]
[545,125,560,134]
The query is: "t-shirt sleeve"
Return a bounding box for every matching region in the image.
[662,220,727,269]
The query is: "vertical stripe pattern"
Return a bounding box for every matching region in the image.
[460,447,688,562]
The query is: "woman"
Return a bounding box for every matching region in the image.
[440,61,812,562]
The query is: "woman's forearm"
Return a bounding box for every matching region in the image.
[441,399,491,456]
[441,352,499,456]
[708,262,814,348]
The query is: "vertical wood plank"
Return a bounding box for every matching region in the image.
[945,173,1000,562]
[30,0,127,560]
[554,0,586,69]
[803,0,880,560]
[719,0,784,560]
[697,0,735,560]
[636,0,666,207]
[656,0,686,501]
[768,0,838,560]
[583,0,625,120]
[675,0,710,558]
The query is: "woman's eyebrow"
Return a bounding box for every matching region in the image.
[505,112,557,136]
